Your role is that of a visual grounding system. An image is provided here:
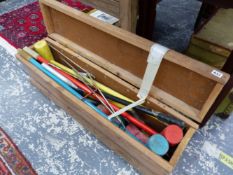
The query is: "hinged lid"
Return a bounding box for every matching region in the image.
[39,0,230,123]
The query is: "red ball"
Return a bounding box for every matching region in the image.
[161,125,183,146]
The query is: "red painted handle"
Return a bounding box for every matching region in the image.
[37,56,49,64]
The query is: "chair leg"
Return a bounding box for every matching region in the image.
[222,52,233,74]
[194,3,218,33]
[136,0,157,40]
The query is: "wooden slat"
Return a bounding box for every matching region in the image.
[150,87,200,121]
[119,0,138,32]
[191,37,231,57]
[165,50,229,85]
[39,1,55,33]
[186,44,227,69]
[17,54,173,175]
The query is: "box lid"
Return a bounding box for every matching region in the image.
[39,0,230,124]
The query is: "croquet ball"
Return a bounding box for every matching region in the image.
[147,134,169,156]
[162,125,183,146]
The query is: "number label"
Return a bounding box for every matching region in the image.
[211,70,223,78]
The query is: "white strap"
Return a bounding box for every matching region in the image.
[108,44,169,120]
[138,44,169,99]
[108,98,146,120]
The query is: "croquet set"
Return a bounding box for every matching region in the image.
[16,0,230,174]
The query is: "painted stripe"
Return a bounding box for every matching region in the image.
[219,152,233,170]
[42,63,77,89]
[202,141,233,169]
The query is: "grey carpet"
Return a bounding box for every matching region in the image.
[0,0,37,15]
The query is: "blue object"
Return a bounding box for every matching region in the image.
[146,134,169,156]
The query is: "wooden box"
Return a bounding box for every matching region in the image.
[187,9,233,69]
[16,0,230,174]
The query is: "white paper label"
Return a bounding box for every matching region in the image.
[90,10,119,24]
[211,70,223,78]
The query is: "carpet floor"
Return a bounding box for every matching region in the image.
[0,127,37,175]
[0,1,93,48]
[0,2,46,48]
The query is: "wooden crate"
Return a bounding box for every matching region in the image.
[16,0,230,174]
[78,0,138,32]
[187,8,233,69]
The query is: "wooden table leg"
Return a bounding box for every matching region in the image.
[222,52,233,74]
[194,3,218,33]
[137,0,157,40]
[194,0,233,33]
[201,0,233,8]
